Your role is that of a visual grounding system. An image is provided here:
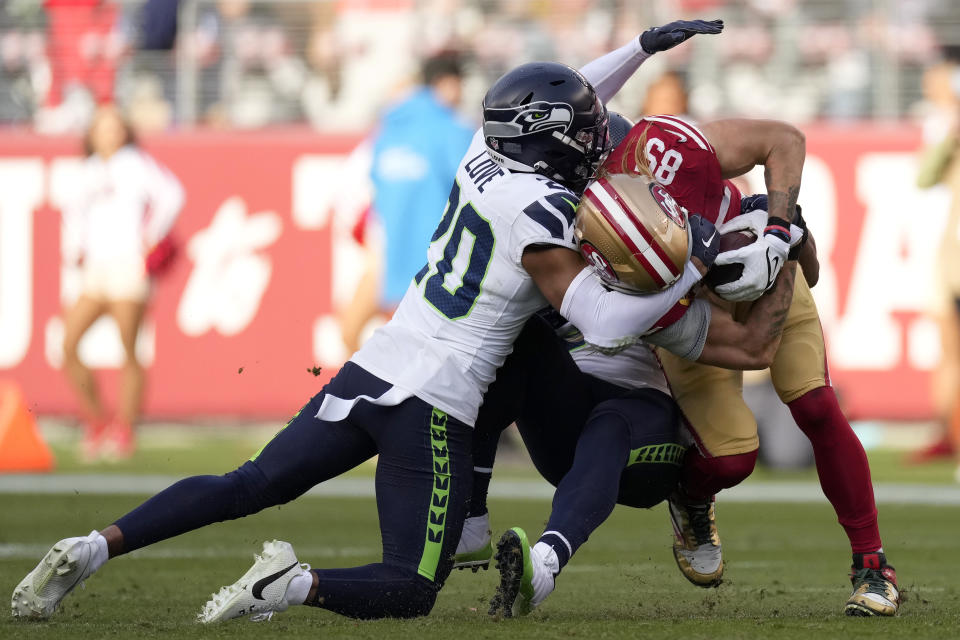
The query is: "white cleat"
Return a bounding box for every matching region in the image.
[198,540,311,623]
[11,531,102,619]
[454,513,493,571]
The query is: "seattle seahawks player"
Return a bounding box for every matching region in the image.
[11,20,725,623]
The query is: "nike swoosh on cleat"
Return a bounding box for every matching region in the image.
[251,562,299,600]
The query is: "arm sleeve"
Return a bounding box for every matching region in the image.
[141,153,185,246]
[560,261,702,350]
[643,298,711,360]
[579,37,652,104]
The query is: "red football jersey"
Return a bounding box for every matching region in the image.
[599,114,743,330]
[603,114,742,226]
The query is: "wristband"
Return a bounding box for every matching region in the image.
[764,216,792,244]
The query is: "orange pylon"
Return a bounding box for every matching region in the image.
[0,381,55,472]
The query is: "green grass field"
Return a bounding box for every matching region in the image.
[2,430,958,639]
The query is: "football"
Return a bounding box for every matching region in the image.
[717,229,757,253]
[705,230,756,288]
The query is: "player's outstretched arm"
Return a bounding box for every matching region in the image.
[522,245,702,351]
[580,19,723,104]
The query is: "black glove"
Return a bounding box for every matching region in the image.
[740,193,768,215]
[688,214,719,269]
[640,19,724,54]
[788,204,807,260]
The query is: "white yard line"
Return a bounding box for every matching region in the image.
[1,474,959,505]
[0,544,378,560]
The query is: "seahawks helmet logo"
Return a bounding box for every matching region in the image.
[483,101,574,138]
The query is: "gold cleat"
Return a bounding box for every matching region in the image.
[668,494,723,588]
[845,565,900,617]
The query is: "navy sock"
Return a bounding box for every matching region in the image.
[468,421,501,518]
[469,469,492,517]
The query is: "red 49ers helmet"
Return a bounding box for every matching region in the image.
[576,173,690,294]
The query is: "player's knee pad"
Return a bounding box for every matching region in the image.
[600,391,683,508]
[683,448,758,493]
[788,386,842,438]
[617,455,682,508]
[615,426,683,508]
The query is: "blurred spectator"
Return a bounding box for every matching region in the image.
[641,71,690,118]
[139,0,179,51]
[36,0,126,133]
[916,60,960,470]
[339,51,474,353]
[0,2,46,123]
[62,105,184,461]
[300,2,345,129]
[0,0,952,131]
[122,0,179,133]
[209,0,304,128]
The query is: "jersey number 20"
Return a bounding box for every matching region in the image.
[414,180,495,320]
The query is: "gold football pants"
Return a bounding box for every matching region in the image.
[658,273,828,456]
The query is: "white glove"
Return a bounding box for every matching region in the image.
[712,210,805,302]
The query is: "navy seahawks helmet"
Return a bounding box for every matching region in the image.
[482,62,609,192]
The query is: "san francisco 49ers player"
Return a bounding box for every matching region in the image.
[460,113,804,617]
[602,113,900,617]
[476,171,803,618]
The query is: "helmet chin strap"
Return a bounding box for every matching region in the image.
[484,141,593,193]
[486,147,569,185]
[485,147,536,173]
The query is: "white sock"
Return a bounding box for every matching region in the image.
[88,531,110,573]
[530,542,560,606]
[284,570,313,605]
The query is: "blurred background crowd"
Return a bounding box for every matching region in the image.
[4,0,960,477]
[2,0,960,134]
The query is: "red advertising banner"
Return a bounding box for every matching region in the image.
[0,125,945,419]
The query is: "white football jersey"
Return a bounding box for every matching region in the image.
[540,309,669,395]
[571,345,669,395]
[350,131,582,426]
